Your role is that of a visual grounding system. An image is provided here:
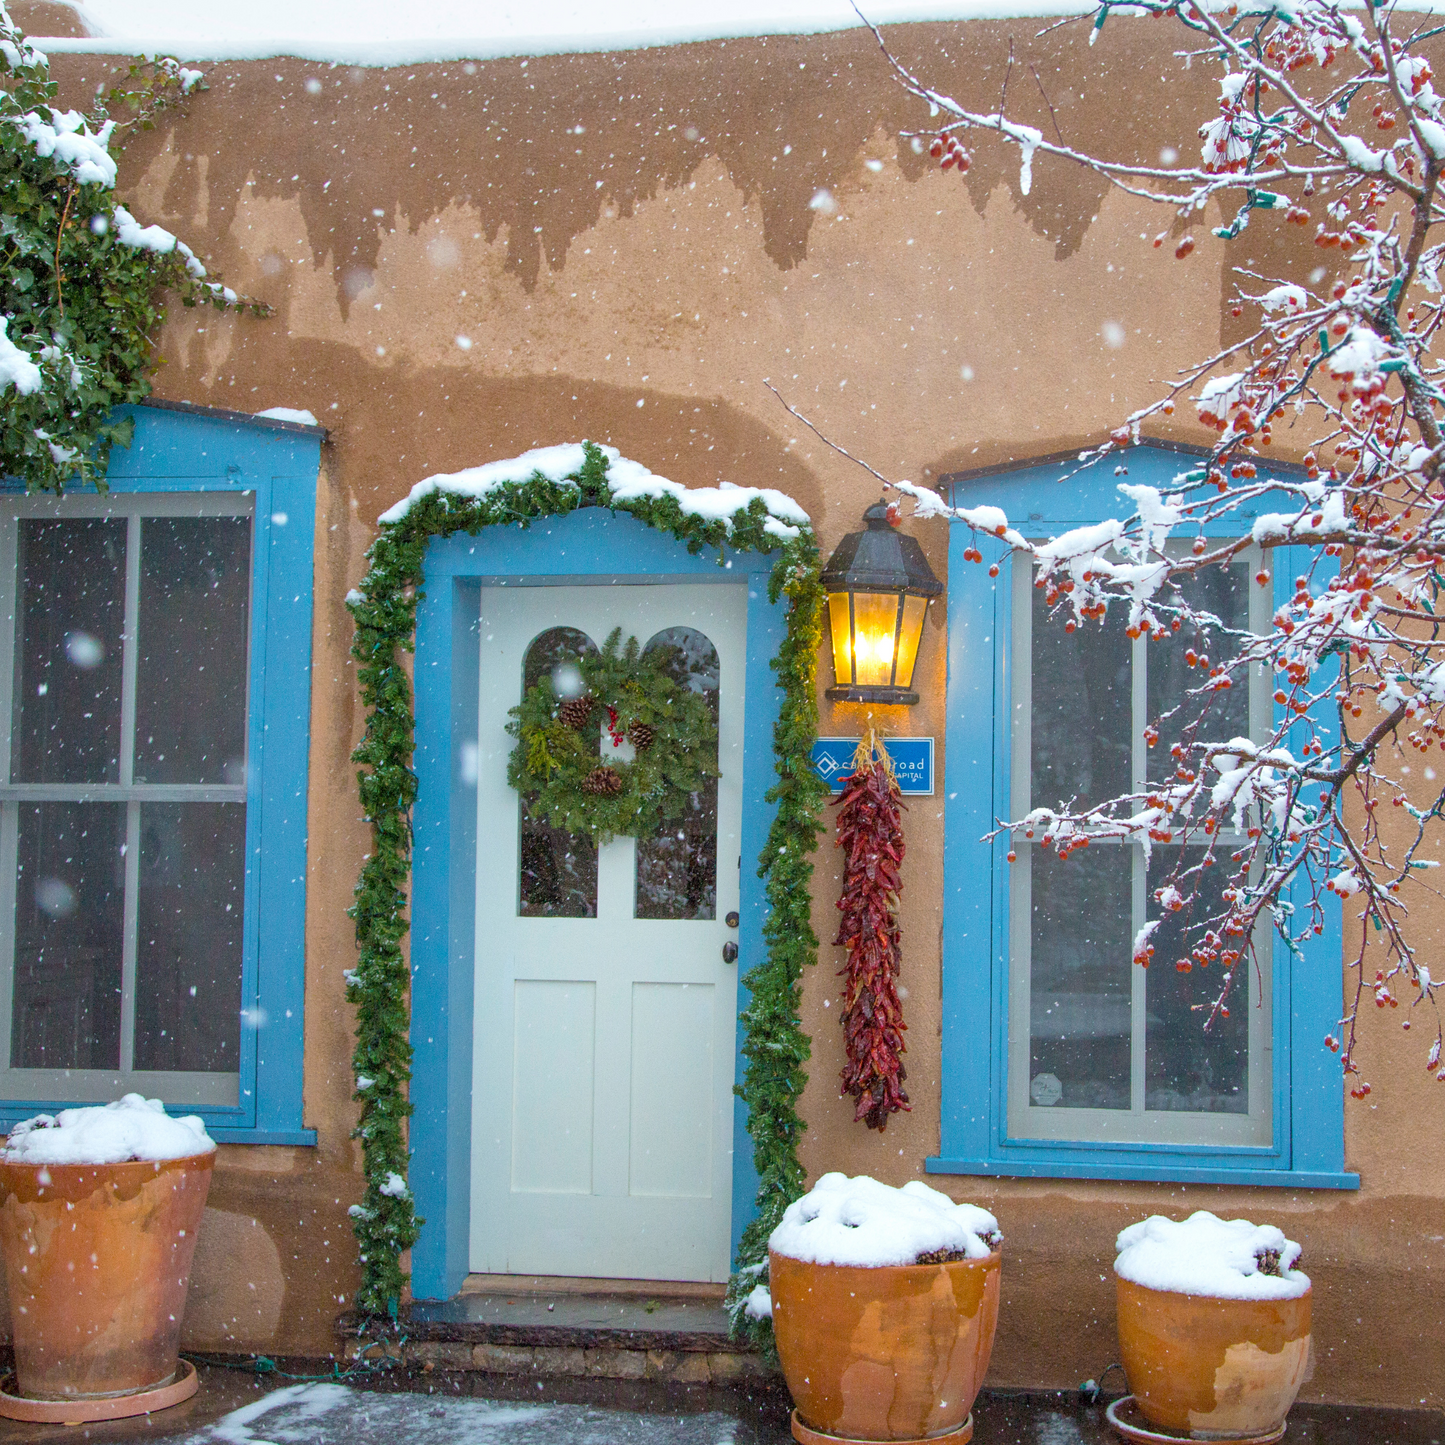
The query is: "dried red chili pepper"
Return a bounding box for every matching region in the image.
[832,737,909,1131]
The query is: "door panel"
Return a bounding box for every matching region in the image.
[510,980,595,1194]
[470,582,745,1282]
[628,981,714,1199]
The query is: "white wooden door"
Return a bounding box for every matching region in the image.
[470,583,745,1281]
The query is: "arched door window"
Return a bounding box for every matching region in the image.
[518,627,599,918]
[635,626,720,921]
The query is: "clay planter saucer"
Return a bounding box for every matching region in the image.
[769,1247,1001,1445]
[0,1152,214,1423]
[1104,1394,1285,1445]
[1114,1277,1312,1442]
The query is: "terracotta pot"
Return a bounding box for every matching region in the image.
[1115,1277,1312,1440]
[769,1248,1001,1443]
[0,1153,214,1400]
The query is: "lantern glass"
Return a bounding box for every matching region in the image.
[892,592,929,690]
[826,592,855,686]
[851,591,904,686]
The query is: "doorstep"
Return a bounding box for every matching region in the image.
[338,1280,773,1385]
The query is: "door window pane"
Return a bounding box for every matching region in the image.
[1032,583,1131,811]
[1145,850,1249,1114]
[12,519,126,784]
[134,803,245,1073]
[1029,845,1132,1110]
[135,518,252,785]
[11,803,125,1070]
[636,627,719,921]
[518,627,598,918]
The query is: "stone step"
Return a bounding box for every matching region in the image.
[340,1288,774,1385]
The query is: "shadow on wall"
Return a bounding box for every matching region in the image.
[181,1207,286,1349]
[47,20,1225,311]
[158,338,829,523]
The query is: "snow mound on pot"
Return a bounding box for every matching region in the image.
[769,1173,1000,1267]
[1,1094,216,1166]
[1115,1210,1310,1301]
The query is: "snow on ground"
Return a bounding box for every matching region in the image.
[188,1382,757,1445]
[769,1172,1000,1267]
[1114,1210,1310,1301]
[2,1093,215,1165]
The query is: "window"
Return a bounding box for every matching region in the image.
[0,494,250,1107]
[1009,546,1271,1147]
[0,399,321,1143]
[930,445,1357,1189]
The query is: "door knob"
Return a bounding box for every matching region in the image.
[722,941,739,964]
[725,911,739,929]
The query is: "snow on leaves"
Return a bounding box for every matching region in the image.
[0,5,252,492]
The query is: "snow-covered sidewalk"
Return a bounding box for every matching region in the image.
[0,1366,1439,1444]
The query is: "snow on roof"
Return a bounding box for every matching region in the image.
[2,1094,216,1166]
[1115,1211,1310,1302]
[33,0,1445,64]
[769,1172,1000,1267]
[37,0,1102,65]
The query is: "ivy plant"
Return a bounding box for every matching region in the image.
[1,5,259,493]
[347,441,826,1334]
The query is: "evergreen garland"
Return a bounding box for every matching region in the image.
[347,441,825,1329]
[507,626,719,843]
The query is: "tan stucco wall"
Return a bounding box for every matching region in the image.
[20,3,1445,1404]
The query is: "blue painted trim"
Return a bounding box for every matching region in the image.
[937,444,1356,1190]
[406,509,786,1301]
[925,1157,1358,1189]
[0,405,321,1146]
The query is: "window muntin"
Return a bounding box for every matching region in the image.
[1008,545,1273,1147]
[0,493,253,1107]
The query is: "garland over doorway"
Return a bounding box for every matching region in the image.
[345,441,827,1324]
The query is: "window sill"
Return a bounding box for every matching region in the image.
[207,1127,318,1146]
[925,1155,1360,1190]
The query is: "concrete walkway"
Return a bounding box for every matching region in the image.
[0,1365,1439,1445]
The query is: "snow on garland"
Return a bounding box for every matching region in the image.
[507,626,718,843]
[347,441,827,1325]
[833,732,909,1131]
[1,7,257,493]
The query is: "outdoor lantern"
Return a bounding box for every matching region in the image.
[821,500,943,706]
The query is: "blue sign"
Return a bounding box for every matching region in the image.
[811,737,935,795]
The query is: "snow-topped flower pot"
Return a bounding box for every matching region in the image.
[767,1174,1001,1445]
[0,1095,215,1424]
[1111,1211,1312,1443]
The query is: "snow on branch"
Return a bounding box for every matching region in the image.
[862,0,1445,1093]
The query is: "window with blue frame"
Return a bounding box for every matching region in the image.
[931,444,1357,1189]
[0,400,319,1144]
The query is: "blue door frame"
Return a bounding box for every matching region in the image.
[407,508,787,1300]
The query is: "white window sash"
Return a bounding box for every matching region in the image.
[1006,545,1274,1148]
[0,491,254,1108]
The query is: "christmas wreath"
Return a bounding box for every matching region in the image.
[505,626,719,843]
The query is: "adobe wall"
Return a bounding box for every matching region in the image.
[19,2,1445,1403]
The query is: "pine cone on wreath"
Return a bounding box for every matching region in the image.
[559,693,595,729]
[627,721,657,751]
[581,765,624,796]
